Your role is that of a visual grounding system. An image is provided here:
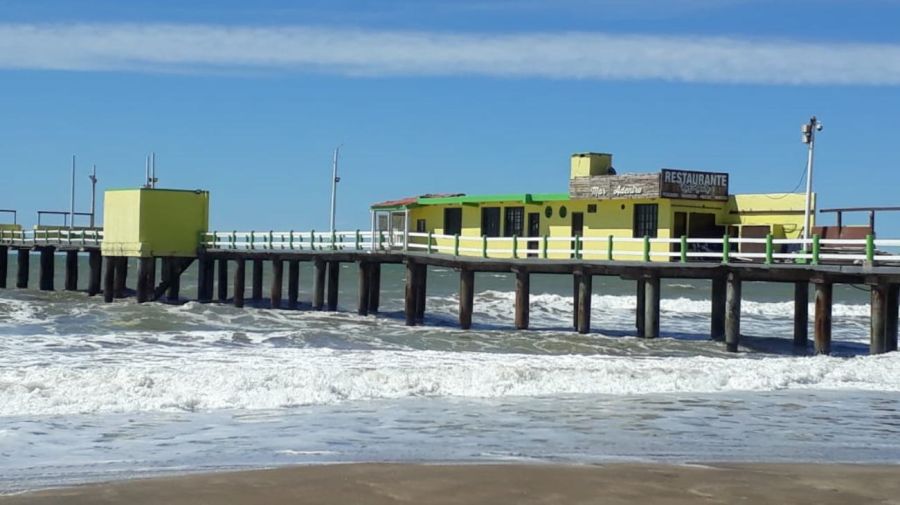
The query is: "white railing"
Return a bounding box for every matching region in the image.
[0,228,104,247]
[201,230,900,266]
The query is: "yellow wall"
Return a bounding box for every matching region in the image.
[723,193,813,238]
[102,188,209,257]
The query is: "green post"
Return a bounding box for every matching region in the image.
[310,230,315,251]
[355,230,361,250]
[574,235,581,260]
[482,235,488,258]
[267,231,273,250]
[812,234,821,265]
[607,235,614,261]
[331,231,336,251]
[512,235,518,259]
[543,235,549,259]
[722,234,730,264]
[289,230,294,250]
[231,231,236,249]
[642,235,650,262]
[379,231,385,250]
[680,235,688,263]
[454,234,460,256]
[765,234,773,264]
[427,231,434,254]
[250,231,255,250]
[866,234,875,263]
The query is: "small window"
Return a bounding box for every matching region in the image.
[544,206,553,218]
[559,206,568,218]
[504,207,524,237]
[443,208,462,235]
[587,204,597,213]
[633,204,659,238]
[416,219,427,233]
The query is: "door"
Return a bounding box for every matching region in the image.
[571,212,584,258]
[527,212,540,257]
[673,211,687,256]
[481,207,501,238]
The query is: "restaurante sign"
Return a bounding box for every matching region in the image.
[659,169,729,201]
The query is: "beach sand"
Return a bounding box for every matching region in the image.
[4,463,900,504]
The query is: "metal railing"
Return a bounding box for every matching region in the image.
[0,228,104,247]
[202,230,900,266]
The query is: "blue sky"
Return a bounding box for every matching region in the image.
[1,0,899,235]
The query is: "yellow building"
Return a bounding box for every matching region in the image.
[371,153,813,260]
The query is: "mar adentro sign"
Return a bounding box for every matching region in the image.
[659,169,729,201]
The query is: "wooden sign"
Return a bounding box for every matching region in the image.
[569,174,660,200]
[660,169,729,201]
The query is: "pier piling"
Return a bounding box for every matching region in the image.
[327,261,340,311]
[251,260,263,301]
[871,284,888,355]
[814,282,833,355]
[136,257,154,303]
[405,261,418,326]
[270,259,283,309]
[576,270,592,334]
[103,256,115,302]
[114,257,128,299]
[711,276,726,341]
[514,268,530,330]
[887,285,899,352]
[16,249,28,289]
[794,282,809,347]
[0,246,7,289]
[459,269,474,330]
[197,257,212,303]
[725,272,741,352]
[313,259,326,310]
[88,250,101,296]
[287,260,300,309]
[635,279,646,337]
[367,263,381,313]
[644,276,661,339]
[357,262,370,316]
[65,250,78,291]
[164,258,179,302]
[233,259,245,308]
[415,264,427,324]
[39,247,55,291]
[217,258,228,302]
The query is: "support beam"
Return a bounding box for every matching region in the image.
[459,269,474,330]
[103,256,115,303]
[643,276,661,339]
[270,259,283,309]
[88,250,101,296]
[725,272,741,353]
[136,257,154,303]
[710,276,726,342]
[313,259,326,310]
[405,261,418,326]
[197,257,212,303]
[871,284,888,355]
[287,260,300,310]
[0,246,7,289]
[367,263,381,313]
[233,259,245,308]
[114,257,128,299]
[217,258,228,302]
[635,279,646,337]
[415,264,427,323]
[16,248,29,289]
[357,262,370,316]
[251,259,263,301]
[814,282,833,355]
[65,250,78,291]
[576,271,592,334]
[39,247,55,291]
[887,285,899,352]
[327,261,340,311]
[514,269,530,330]
[793,281,809,347]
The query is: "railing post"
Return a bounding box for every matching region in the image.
[680,235,688,263]
[866,234,875,263]
[310,230,316,251]
[765,234,773,264]
[812,234,821,265]
[379,231,385,251]
[642,235,650,262]
[607,235,614,261]
[331,231,337,250]
[356,230,361,250]
[512,234,518,259]
[454,234,460,256]
[574,235,581,260]
[250,231,255,250]
[289,230,295,250]
[268,230,274,250]
[427,231,434,254]
[722,234,730,264]
[542,235,548,259]
[482,235,488,258]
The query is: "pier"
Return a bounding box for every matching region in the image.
[2,228,899,356]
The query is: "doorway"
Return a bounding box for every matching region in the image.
[527,212,540,257]
[481,207,501,238]
[571,212,584,258]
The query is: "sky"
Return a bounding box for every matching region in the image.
[1,0,899,235]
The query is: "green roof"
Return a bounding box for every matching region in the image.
[416,193,569,206]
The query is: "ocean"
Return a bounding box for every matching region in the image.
[2,256,899,493]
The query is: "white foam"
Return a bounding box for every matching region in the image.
[2,348,898,416]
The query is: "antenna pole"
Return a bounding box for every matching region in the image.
[151,152,157,188]
[330,146,341,234]
[89,165,98,228]
[801,116,821,253]
[70,155,76,230]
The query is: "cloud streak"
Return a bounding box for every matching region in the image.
[1,23,899,85]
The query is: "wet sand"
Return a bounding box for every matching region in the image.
[4,463,900,504]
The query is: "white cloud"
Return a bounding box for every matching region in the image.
[0,23,899,85]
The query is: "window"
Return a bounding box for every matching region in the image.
[443,208,462,236]
[587,204,597,213]
[559,206,568,218]
[481,207,501,237]
[416,219,427,233]
[633,204,658,238]
[504,207,524,237]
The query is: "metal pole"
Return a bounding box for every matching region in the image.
[70,155,76,230]
[370,210,376,252]
[802,116,821,251]
[145,155,150,188]
[151,152,157,188]
[330,146,341,235]
[89,165,97,228]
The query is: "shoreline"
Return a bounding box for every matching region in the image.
[3,462,900,504]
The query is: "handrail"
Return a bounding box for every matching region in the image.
[200,230,900,266]
[0,228,104,246]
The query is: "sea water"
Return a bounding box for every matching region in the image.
[1,258,899,493]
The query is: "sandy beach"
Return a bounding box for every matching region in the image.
[4,463,900,505]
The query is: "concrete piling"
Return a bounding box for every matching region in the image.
[197,257,212,303]
[367,263,381,314]
[357,262,370,316]
[137,257,154,303]
[287,260,300,309]
[814,282,833,355]
[725,272,741,352]
[514,268,530,330]
[644,276,660,339]
[0,246,7,289]
[103,256,116,302]
[16,249,29,289]
[270,259,283,309]
[88,250,101,296]
[572,274,580,330]
[459,269,474,330]
[635,279,646,337]
[405,261,417,326]
[39,247,55,291]
[327,261,340,311]
[251,259,263,301]
[233,259,245,308]
[217,258,228,302]
[576,270,592,334]
[711,276,726,341]
[415,264,427,324]
[887,284,899,352]
[164,258,179,302]
[794,281,809,347]
[313,259,326,310]
[114,257,128,299]
[871,284,888,355]
[65,250,78,291]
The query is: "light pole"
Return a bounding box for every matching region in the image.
[329,146,342,235]
[801,116,823,251]
[88,165,98,228]
[70,155,76,230]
